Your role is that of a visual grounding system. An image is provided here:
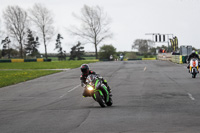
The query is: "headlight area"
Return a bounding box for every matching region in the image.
[87,86,94,91]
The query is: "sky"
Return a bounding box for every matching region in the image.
[0,0,200,53]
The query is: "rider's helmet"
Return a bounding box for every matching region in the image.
[86,74,96,86]
[192,50,195,54]
[80,64,89,75]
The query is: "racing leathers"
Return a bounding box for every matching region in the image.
[187,52,200,69]
[187,52,200,63]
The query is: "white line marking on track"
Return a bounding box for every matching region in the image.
[187,93,195,101]
[68,84,81,92]
[144,67,147,71]
[59,84,81,98]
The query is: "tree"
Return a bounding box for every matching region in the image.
[132,39,154,54]
[99,44,116,60]
[24,29,40,57]
[1,36,20,58]
[149,47,157,54]
[69,41,85,60]
[0,19,3,40]
[0,19,1,33]
[3,6,28,58]
[29,3,54,59]
[1,36,11,58]
[55,34,66,61]
[76,42,85,60]
[69,5,112,59]
[69,46,76,60]
[125,52,137,59]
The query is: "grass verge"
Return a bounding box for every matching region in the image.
[0,60,98,88]
[0,60,98,69]
[0,70,62,88]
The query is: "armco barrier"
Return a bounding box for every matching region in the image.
[182,56,188,63]
[142,58,156,60]
[99,59,111,61]
[157,53,172,61]
[24,59,37,62]
[11,59,24,63]
[157,53,187,64]
[171,55,182,64]
[44,59,52,62]
[37,58,44,62]
[0,60,11,63]
[128,58,142,61]
[0,58,51,63]
[180,55,183,64]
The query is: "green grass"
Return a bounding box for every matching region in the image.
[0,60,98,88]
[0,70,61,88]
[0,60,98,69]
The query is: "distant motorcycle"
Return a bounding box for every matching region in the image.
[189,58,199,78]
[120,55,124,61]
[85,74,112,107]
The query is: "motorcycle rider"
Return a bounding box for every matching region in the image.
[80,64,112,97]
[187,50,200,71]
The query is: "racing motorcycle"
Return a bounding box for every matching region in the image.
[85,74,112,107]
[189,58,199,78]
[119,54,124,61]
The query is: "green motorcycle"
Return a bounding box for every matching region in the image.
[85,74,112,107]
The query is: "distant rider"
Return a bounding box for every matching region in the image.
[80,64,111,97]
[187,50,200,70]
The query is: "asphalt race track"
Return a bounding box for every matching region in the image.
[0,60,200,133]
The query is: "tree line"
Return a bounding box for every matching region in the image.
[0,4,112,59]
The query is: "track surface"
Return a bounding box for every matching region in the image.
[1,60,200,133]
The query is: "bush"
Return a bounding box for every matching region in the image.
[149,55,154,58]
[125,52,137,59]
[99,45,116,60]
[144,54,148,58]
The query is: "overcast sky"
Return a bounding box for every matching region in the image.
[0,0,200,53]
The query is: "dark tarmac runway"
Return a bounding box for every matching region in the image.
[0,60,200,133]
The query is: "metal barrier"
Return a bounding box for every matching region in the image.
[142,58,156,60]
[171,55,182,64]
[157,53,172,61]
[157,53,183,64]
[0,58,51,63]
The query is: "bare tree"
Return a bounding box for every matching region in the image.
[69,5,112,59]
[3,6,28,58]
[0,19,2,38]
[29,3,54,59]
[132,39,154,54]
[0,19,3,42]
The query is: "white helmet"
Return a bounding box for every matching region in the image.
[192,50,195,54]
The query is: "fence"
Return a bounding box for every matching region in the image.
[157,53,193,64]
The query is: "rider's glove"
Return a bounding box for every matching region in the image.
[81,83,86,87]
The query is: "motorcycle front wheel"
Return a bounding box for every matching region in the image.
[95,91,106,107]
[106,97,113,106]
[192,72,196,78]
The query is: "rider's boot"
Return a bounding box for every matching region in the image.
[107,86,112,97]
[102,79,112,96]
